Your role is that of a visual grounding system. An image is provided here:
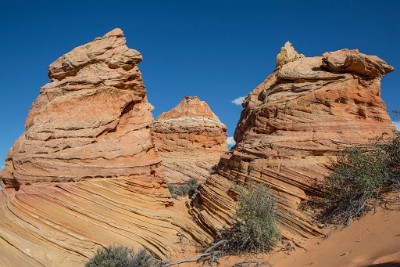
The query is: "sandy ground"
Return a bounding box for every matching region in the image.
[174,199,400,267]
[269,202,400,267]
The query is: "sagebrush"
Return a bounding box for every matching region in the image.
[167,178,199,198]
[317,134,400,225]
[85,245,161,267]
[205,184,281,257]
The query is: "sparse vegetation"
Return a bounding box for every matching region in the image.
[167,178,199,198]
[199,184,280,264]
[315,134,400,225]
[85,245,162,267]
[224,184,281,253]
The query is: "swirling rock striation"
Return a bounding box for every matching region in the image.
[190,43,396,244]
[0,29,211,266]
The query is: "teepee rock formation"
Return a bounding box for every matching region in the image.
[190,43,396,244]
[0,29,211,266]
[152,96,227,184]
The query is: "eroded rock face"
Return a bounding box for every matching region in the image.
[0,29,212,266]
[153,96,227,153]
[2,28,161,189]
[152,96,227,184]
[190,44,396,244]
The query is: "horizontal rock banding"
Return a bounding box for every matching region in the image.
[190,43,397,244]
[0,29,212,266]
[152,96,227,184]
[2,28,161,189]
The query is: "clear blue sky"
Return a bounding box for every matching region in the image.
[0,0,399,164]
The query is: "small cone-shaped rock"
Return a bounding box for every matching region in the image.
[152,96,227,184]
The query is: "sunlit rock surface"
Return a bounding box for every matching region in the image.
[190,43,396,244]
[0,29,211,266]
[152,96,227,184]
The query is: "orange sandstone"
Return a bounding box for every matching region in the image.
[0,29,211,266]
[152,96,227,184]
[190,43,396,244]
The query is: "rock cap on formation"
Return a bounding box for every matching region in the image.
[152,96,227,183]
[152,96,227,152]
[191,42,396,244]
[322,49,394,79]
[275,41,304,69]
[1,28,162,189]
[157,96,221,122]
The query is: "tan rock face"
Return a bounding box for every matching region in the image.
[153,96,227,152]
[190,44,396,244]
[0,29,212,266]
[2,28,161,189]
[276,41,304,69]
[152,96,227,184]
[0,179,211,266]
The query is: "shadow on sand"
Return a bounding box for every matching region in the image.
[364,263,400,267]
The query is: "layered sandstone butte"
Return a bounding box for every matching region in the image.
[152,96,227,184]
[0,29,211,266]
[2,28,161,188]
[153,96,227,153]
[190,42,396,244]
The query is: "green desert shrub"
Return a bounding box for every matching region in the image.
[217,184,281,254]
[319,134,400,225]
[167,178,199,198]
[385,134,400,179]
[85,245,161,267]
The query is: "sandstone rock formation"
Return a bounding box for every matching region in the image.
[190,44,396,244]
[2,28,161,189]
[0,29,211,266]
[152,96,227,184]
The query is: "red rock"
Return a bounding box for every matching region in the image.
[190,43,397,244]
[0,29,212,266]
[2,28,161,189]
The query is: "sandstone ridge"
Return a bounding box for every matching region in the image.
[190,43,396,244]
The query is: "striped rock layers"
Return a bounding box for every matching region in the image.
[2,28,161,188]
[152,96,227,184]
[0,29,211,266]
[190,43,396,244]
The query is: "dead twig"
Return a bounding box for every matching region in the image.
[232,259,271,267]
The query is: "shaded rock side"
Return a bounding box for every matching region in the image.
[0,29,212,266]
[2,28,161,188]
[190,45,396,244]
[152,96,227,184]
